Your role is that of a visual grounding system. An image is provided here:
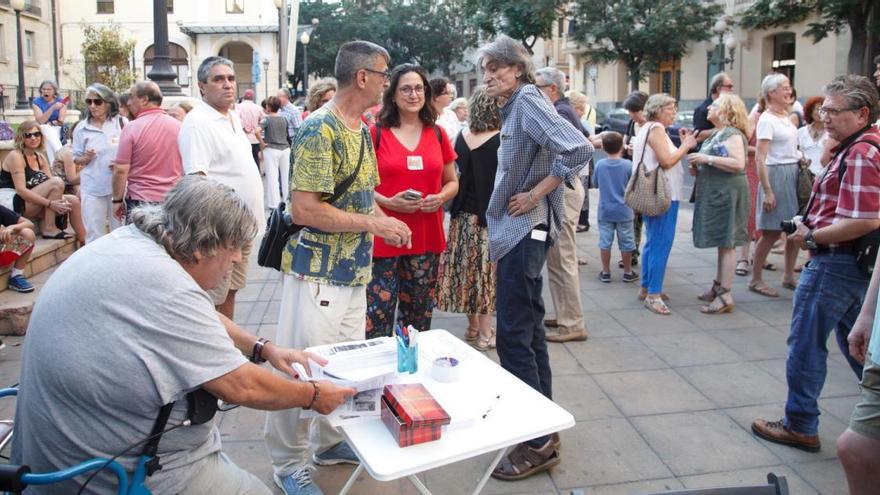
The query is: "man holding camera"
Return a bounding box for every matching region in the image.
[752,75,880,452]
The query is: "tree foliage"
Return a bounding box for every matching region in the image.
[571,0,723,90]
[462,0,566,53]
[79,23,137,93]
[290,0,477,90]
[738,0,879,75]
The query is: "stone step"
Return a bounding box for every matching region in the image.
[0,236,75,292]
[0,268,56,335]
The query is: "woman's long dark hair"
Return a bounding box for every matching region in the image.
[377,64,437,128]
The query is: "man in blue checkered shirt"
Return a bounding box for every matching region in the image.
[479,35,593,482]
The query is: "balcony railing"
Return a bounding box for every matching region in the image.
[0,85,86,120]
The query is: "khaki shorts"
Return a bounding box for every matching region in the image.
[207,241,252,305]
[179,452,271,495]
[850,354,880,440]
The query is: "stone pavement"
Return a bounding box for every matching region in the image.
[0,199,857,494]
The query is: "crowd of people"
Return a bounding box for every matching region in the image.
[2,35,880,495]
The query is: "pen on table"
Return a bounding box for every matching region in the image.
[482,393,503,419]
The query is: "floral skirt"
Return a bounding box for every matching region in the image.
[435,212,496,315]
[0,234,34,267]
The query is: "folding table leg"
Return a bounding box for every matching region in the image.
[407,474,431,495]
[471,446,509,495]
[338,464,364,495]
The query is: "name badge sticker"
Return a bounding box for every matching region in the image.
[407,156,424,171]
[531,229,548,242]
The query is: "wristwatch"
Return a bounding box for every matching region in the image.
[111,198,124,204]
[804,229,818,250]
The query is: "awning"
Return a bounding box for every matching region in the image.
[179,25,279,36]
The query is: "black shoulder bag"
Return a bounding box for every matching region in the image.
[257,129,367,271]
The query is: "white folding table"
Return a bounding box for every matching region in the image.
[333,330,575,495]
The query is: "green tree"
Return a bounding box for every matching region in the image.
[292,0,477,91]
[571,0,723,90]
[738,0,879,76]
[79,23,137,93]
[463,0,566,53]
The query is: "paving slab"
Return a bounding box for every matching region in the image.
[553,374,622,421]
[638,332,743,368]
[549,418,672,487]
[593,369,714,417]
[567,337,667,374]
[707,326,790,361]
[677,362,790,408]
[790,459,851,495]
[631,410,781,476]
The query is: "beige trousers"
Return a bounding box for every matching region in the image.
[263,275,367,477]
[546,179,586,332]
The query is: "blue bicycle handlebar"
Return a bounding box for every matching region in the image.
[20,458,130,495]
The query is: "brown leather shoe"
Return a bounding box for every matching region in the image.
[491,439,560,481]
[545,327,588,342]
[751,418,820,452]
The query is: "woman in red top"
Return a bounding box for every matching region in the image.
[366,64,458,339]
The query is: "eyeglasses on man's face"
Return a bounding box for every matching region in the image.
[819,105,860,118]
[362,68,391,80]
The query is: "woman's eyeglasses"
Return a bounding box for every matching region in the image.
[398,85,425,96]
[23,131,42,139]
[85,98,105,106]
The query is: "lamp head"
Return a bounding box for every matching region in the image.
[300,32,310,45]
[10,0,26,12]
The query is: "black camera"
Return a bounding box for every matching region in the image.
[780,220,797,234]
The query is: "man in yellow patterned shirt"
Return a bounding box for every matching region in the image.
[264,41,411,495]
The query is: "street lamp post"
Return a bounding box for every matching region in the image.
[706,17,737,92]
[262,59,270,101]
[273,0,287,88]
[146,0,183,96]
[11,0,29,110]
[300,31,310,95]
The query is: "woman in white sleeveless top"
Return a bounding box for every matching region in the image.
[632,93,697,315]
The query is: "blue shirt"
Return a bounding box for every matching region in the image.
[592,158,634,222]
[486,84,593,261]
[279,102,304,139]
[32,96,62,122]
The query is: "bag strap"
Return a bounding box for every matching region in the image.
[632,123,656,192]
[327,128,367,205]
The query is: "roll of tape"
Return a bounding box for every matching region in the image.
[432,356,461,383]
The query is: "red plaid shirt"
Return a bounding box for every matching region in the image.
[805,127,880,241]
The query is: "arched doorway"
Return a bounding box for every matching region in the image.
[218,42,255,100]
[144,42,190,87]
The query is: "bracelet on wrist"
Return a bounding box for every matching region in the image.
[304,380,320,410]
[111,198,124,204]
[250,337,269,364]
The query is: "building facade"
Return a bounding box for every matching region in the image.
[58,0,288,101]
[0,0,59,115]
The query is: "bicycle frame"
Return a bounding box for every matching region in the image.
[0,387,153,495]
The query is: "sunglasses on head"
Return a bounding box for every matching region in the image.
[24,131,42,139]
[85,98,105,106]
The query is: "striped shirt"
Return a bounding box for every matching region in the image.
[486,84,593,260]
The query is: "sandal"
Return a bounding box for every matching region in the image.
[748,281,779,298]
[644,296,671,315]
[700,287,735,314]
[697,280,721,302]
[735,259,750,276]
[491,439,560,481]
[474,330,496,351]
[465,326,479,342]
[763,262,777,271]
[638,291,669,302]
[782,280,798,290]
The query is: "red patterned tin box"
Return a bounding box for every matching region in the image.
[380,383,451,447]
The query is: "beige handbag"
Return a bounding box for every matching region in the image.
[625,124,671,216]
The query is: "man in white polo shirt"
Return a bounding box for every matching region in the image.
[179,56,265,319]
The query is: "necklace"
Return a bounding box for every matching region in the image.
[328,101,360,131]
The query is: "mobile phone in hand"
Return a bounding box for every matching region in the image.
[402,189,423,201]
[61,95,70,105]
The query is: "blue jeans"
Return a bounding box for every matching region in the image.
[496,232,551,447]
[784,252,866,435]
[641,201,679,294]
